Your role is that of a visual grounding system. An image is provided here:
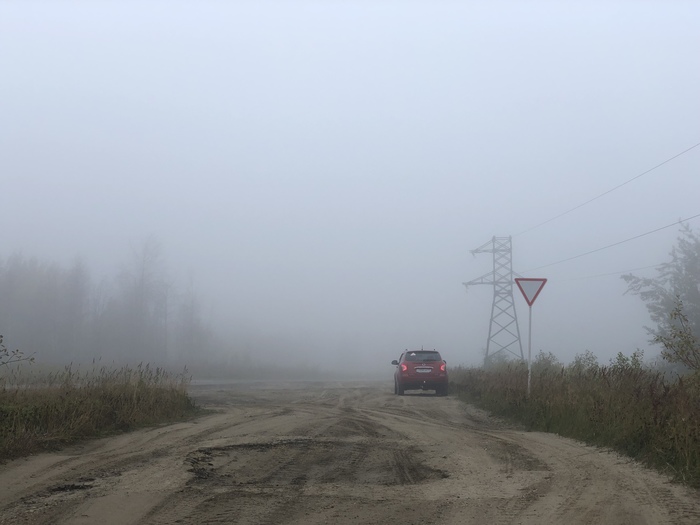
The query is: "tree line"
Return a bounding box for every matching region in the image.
[0,238,212,364]
[2,227,698,372]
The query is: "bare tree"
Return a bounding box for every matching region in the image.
[0,334,33,368]
[116,237,170,360]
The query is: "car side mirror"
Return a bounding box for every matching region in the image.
[443,360,447,364]
[391,360,399,365]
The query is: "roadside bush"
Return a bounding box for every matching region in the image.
[450,355,700,487]
[0,362,197,459]
[568,350,598,374]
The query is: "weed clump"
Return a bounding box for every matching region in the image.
[0,362,196,459]
[450,354,700,487]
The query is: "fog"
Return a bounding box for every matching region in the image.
[1,1,699,377]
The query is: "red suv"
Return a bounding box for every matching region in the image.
[392,349,448,396]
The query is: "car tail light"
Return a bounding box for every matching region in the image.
[440,363,446,372]
[400,364,408,372]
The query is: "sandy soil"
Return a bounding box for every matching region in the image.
[1,381,699,524]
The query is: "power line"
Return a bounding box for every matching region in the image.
[523,213,700,272]
[515,141,700,237]
[561,263,663,282]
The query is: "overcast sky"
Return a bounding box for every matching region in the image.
[2,1,699,368]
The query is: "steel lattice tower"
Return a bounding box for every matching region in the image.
[463,236,524,363]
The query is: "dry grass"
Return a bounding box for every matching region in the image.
[0,362,197,459]
[450,362,700,487]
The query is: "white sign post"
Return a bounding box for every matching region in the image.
[514,278,547,397]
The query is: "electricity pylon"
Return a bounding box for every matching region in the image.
[463,236,524,363]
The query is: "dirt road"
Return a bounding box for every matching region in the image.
[1,382,699,524]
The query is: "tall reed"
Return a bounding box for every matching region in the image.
[450,362,700,487]
[0,362,197,459]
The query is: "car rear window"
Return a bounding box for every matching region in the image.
[405,351,441,362]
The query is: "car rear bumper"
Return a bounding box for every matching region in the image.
[399,377,448,390]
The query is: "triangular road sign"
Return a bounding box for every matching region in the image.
[515,278,547,306]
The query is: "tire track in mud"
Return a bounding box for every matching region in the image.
[1,382,699,525]
[0,404,305,524]
[1,405,284,496]
[513,432,700,525]
[149,386,700,525]
[138,388,454,525]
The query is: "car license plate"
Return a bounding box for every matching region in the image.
[416,368,432,373]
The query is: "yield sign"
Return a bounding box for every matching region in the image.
[515,278,547,306]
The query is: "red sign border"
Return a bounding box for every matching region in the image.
[515,278,547,307]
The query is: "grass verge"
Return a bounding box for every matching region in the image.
[0,363,198,459]
[450,363,700,487]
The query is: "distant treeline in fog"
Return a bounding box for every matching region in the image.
[0,239,213,364]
